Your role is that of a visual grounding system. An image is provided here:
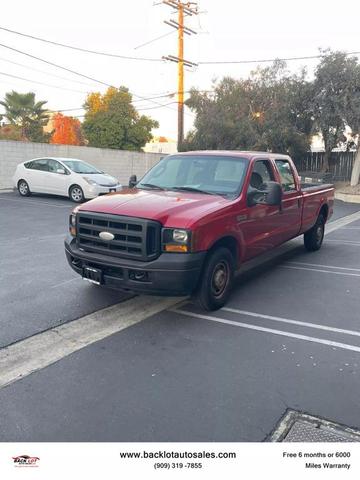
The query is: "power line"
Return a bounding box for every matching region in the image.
[0,42,194,116]
[134,30,177,50]
[0,56,99,87]
[0,71,89,93]
[198,51,360,64]
[0,25,162,62]
[1,24,359,66]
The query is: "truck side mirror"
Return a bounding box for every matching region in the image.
[129,174,137,188]
[247,181,282,207]
[264,181,282,206]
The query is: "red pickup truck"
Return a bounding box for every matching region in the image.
[65,151,334,310]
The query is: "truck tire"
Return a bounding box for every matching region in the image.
[304,214,325,251]
[18,179,31,197]
[69,185,84,203]
[194,247,234,311]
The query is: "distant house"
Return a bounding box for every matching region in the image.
[144,136,177,154]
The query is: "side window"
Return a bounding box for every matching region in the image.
[48,159,63,173]
[249,160,274,189]
[275,160,297,192]
[31,159,49,172]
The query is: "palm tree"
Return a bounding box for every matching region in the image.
[0,91,49,140]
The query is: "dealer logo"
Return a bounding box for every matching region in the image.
[12,455,40,467]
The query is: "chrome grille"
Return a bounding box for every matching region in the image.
[77,212,160,261]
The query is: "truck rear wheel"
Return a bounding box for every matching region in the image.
[194,247,234,311]
[304,214,325,251]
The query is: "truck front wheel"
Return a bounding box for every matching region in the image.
[304,214,325,251]
[194,247,234,311]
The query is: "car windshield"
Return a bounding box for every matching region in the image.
[61,160,102,174]
[137,155,249,197]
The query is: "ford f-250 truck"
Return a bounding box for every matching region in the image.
[65,151,334,310]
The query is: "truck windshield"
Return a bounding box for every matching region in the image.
[137,155,248,197]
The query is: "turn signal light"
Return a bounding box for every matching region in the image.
[164,244,189,253]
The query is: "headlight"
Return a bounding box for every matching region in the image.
[173,229,188,243]
[69,210,78,236]
[162,228,191,253]
[83,177,97,186]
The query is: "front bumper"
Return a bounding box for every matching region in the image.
[64,236,206,296]
[83,184,122,199]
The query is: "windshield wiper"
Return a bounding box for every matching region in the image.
[138,183,166,190]
[170,186,216,195]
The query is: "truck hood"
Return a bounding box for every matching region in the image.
[79,188,229,227]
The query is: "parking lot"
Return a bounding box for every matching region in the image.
[1,190,360,441]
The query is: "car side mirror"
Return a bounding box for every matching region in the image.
[129,174,137,188]
[247,181,282,207]
[56,168,66,175]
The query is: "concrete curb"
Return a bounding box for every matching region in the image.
[335,191,360,204]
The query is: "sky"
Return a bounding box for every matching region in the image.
[0,0,359,140]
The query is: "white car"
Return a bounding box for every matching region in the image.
[12,157,122,202]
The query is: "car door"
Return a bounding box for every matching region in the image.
[47,159,70,196]
[27,159,51,193]
[273,159,302,241]
[241,158,284,260]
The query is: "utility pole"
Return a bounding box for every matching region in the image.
[162,1,198,148]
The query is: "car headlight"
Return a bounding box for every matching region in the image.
[69,209,79,236]
[83,177,97,186]
[162,228,192,253]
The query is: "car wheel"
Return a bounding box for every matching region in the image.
[194,247,234,311]
[304,214,325,251]
[69,185,84,203]
[17,179,31,197]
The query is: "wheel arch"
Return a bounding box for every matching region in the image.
[318,203,329,221]
[206,235,240,269]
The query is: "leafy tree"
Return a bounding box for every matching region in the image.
[0,124,23,141]
[0,91,50,142]
[82,87,159,150]
[182,61,313,162]
[312,50,360,174]
[50,113,85,145]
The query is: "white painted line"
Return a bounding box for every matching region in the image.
[326,239,360,246]
[326,211,360,233]
[287,261,360,272]
[171,309,360,354]
[0,197,70,208]
[0,296,183,389]
[281,265,360,277]
[222,307,360,338]
[341,227,360,230]
[50,277,79,288]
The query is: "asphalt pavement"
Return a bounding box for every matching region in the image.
[0,191,359,441]
[0,191,132,347]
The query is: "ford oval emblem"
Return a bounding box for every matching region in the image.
[99,231,115,241]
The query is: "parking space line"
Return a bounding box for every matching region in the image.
[221,307,360,337]
[0,197,70,208]
[280,265,360,277]
[0,296,182,389]
[171,309,360,353]
[341,227,360,230]
[50,277,79,288]
[287,261,360,272]
[325,239,360,246]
